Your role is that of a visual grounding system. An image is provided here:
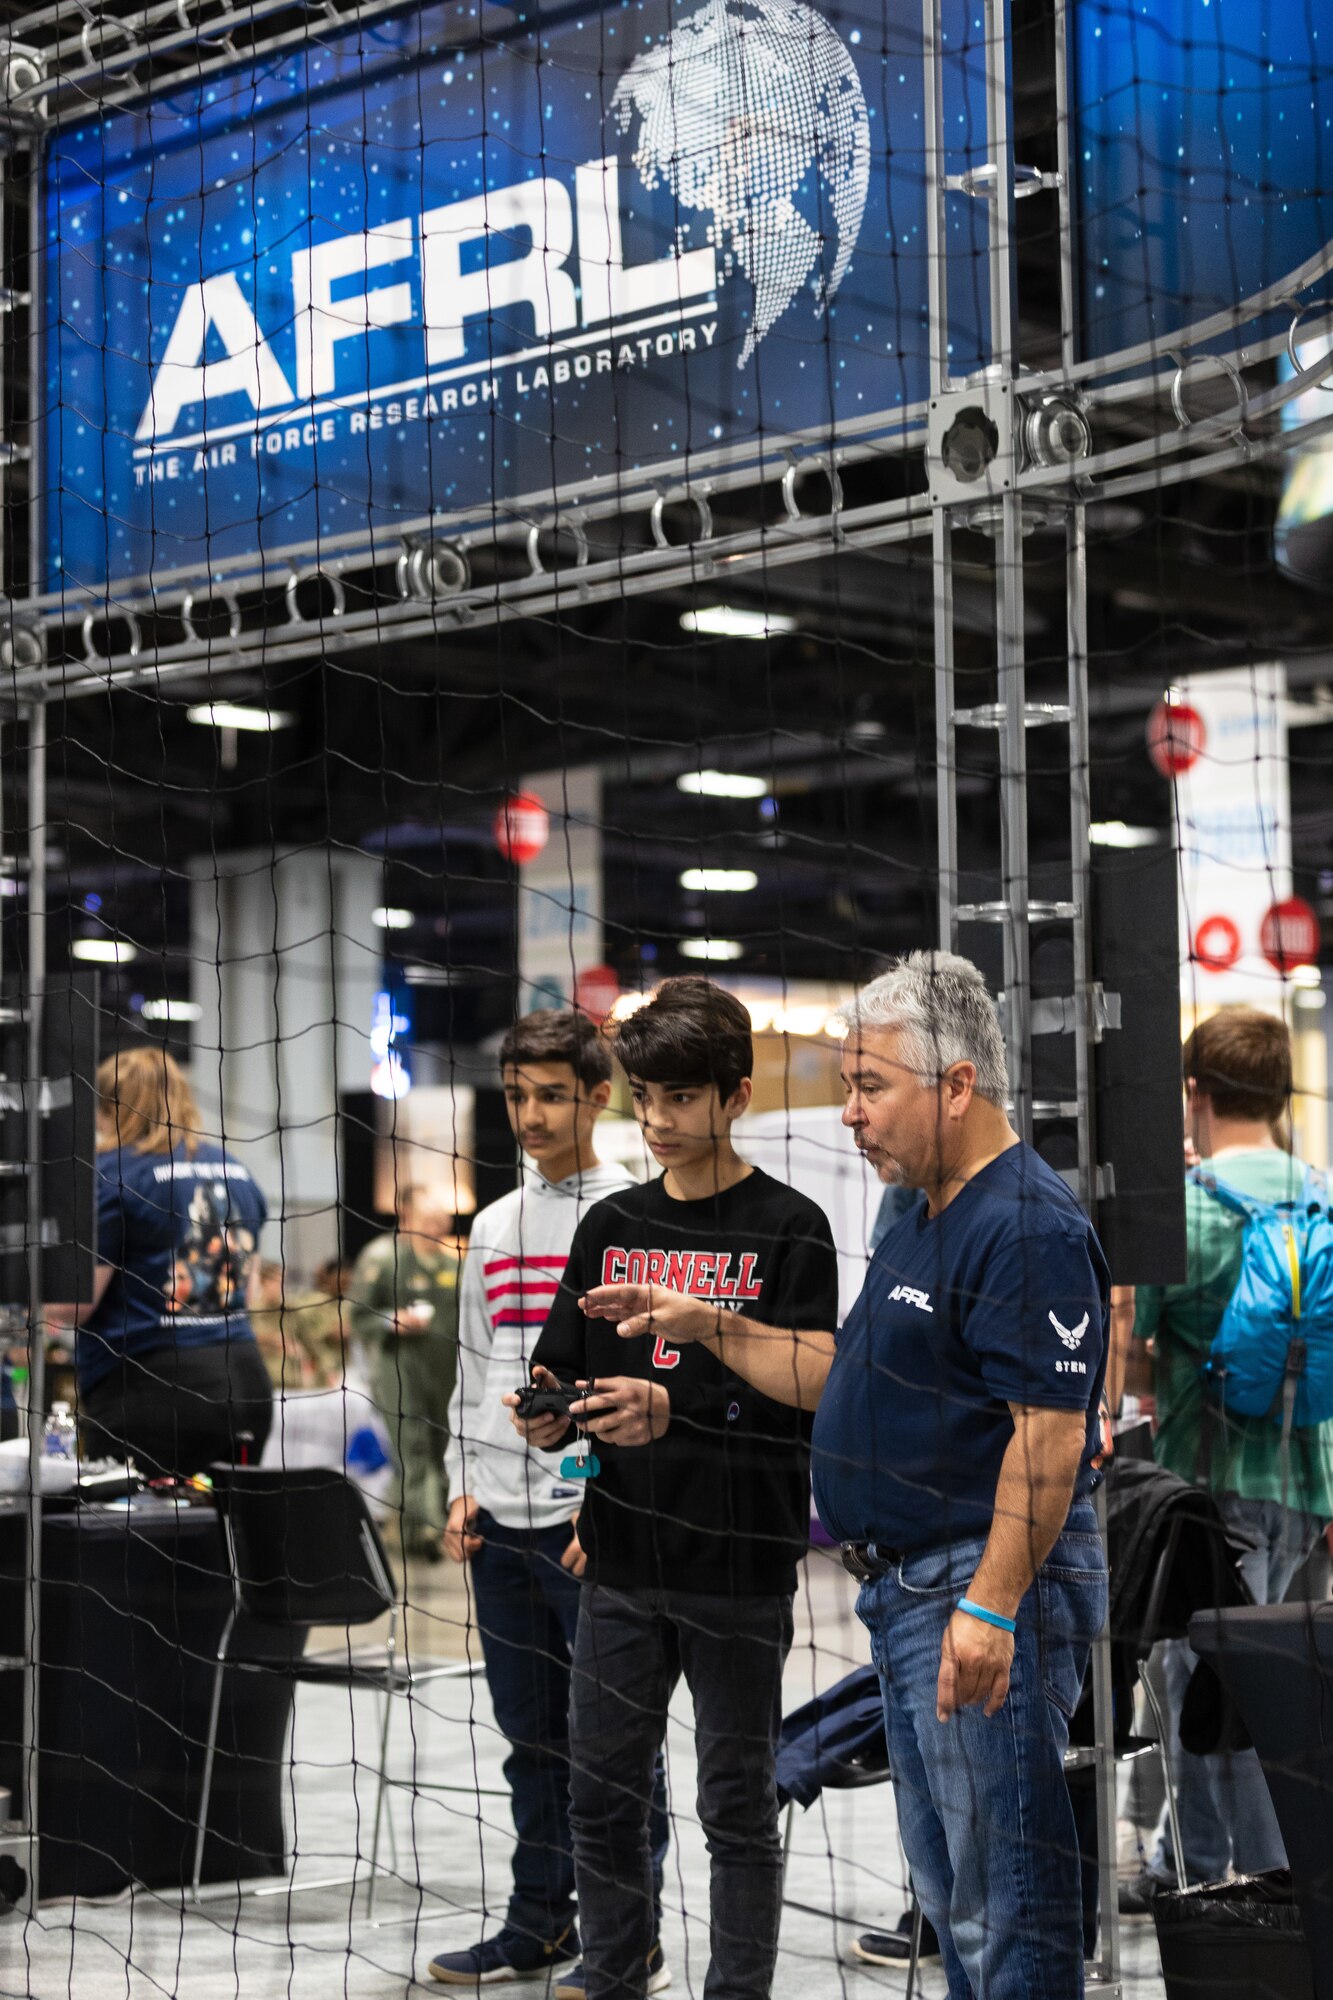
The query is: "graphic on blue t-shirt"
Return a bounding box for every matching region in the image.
[166,1176,257,1320]
[79,1142,268,1392]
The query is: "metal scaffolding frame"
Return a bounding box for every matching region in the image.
[1,0,1331,1958]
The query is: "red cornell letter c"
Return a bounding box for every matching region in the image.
[651,1336,681,1370]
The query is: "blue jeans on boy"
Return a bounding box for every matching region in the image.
[1148,1492,1324,1887]
[568,1582,794,2000]
[471,1512,669,1943]
[855,1502,1107,2000]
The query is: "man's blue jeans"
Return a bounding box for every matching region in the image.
[856,1502,1108,2000]
[471,1512,669,1941]
[1148,1492,1324,1887]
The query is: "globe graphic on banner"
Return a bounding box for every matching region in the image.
[612,0,870,365]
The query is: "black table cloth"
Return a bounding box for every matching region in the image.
[0,1497,291,1899]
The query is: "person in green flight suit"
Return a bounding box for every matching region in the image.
[348,1184,461,1560]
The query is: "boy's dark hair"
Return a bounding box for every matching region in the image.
[1183,1006,1292,1125]
[611,977,753,1101]
[499,1009,612,1092]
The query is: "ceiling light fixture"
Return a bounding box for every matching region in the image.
[185,702,296,732]
[676,770,770,800]
[679,938,744,962]
[372,906,415,930]
[679,868,758,892]
[679,607,796,641]
[141,998,203,1022]
[1089,821,1161,848]
[72,939,137,964]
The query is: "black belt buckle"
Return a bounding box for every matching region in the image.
[840,1541,888,1582]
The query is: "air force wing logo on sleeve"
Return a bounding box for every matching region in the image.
[1049,1309,1089,1351]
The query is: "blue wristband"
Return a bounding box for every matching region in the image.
[956,1596,1017,1635]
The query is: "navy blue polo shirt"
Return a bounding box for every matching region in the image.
[79,1141,268,1394]
[811,1143,1109,1552]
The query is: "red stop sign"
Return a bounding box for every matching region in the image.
[1193,914,1241,971]
[1260,897,1320,973]
[494,791,550,865]
[574,964,620,1024]
[1147,700,1206,777]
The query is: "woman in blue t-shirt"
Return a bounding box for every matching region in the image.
[77,1047,273,1477]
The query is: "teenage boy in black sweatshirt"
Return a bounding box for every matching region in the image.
[508,978,838,2000]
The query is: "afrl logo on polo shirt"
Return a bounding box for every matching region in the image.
[886,1284,933,1313]
[1049,1310,1089,1350]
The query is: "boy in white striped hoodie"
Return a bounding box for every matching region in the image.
[429,1011,669,1992]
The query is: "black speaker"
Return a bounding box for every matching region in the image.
[1090,845,1187,1286]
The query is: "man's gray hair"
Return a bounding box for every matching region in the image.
[842,951,1010,1107]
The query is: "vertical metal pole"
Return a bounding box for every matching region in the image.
[924,0,958,955]
[981,0,1031,1135]
[983,0,1019,375]
[933,514,958,952]
[922,0,951,398]
[1091,1481,1122,1993]
[1051,0,1077,379]
[996,490,1030,1140]
[21,701,45,1912]
[1067,507,1093,1211]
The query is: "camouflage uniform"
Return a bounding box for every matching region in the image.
[347,1233,460,1551]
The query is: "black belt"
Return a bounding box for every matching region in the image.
[839,1541,907,1582]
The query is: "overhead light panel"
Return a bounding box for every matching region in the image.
[679,938,744,962]
[676,770,769,800]
[1294,988,1327,1011]
[372,906,415,930]
[141,998,202,1022]
[679,607,796,641]
[72,939,137,964]
[679,869,758,892]
[1089,822,1161,849]
[185,703,296,732]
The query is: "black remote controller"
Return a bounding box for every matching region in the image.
[514,1381,586,1421]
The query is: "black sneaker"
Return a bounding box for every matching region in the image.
[849,1911,941,1965]
[427,1924,581,1985]
[554,1940,672,2000]
[1118,1869,1173,1917]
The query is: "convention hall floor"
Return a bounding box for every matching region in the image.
[9,1552,1168,2000]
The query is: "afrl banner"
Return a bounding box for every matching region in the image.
[43,0,988,596]
[1173,665,1294,1009]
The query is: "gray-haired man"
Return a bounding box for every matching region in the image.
[579,952,1110,2000]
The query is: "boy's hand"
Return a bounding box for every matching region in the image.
[569,1376,669,1447]
[444,1494,484,1563]
[504,1364,574,1448]
[581,1283,719,1345]
[561,1514,587,1576]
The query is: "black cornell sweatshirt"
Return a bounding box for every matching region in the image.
[531,1167,839,1596]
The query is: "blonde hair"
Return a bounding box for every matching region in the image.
[96,1046,203,1156]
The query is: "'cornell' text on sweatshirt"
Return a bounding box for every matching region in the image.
[531,1167,839,1596]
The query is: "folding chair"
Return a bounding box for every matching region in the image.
[192,1462,472,1914]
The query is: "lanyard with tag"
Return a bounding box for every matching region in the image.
[561,1379,601,1481]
